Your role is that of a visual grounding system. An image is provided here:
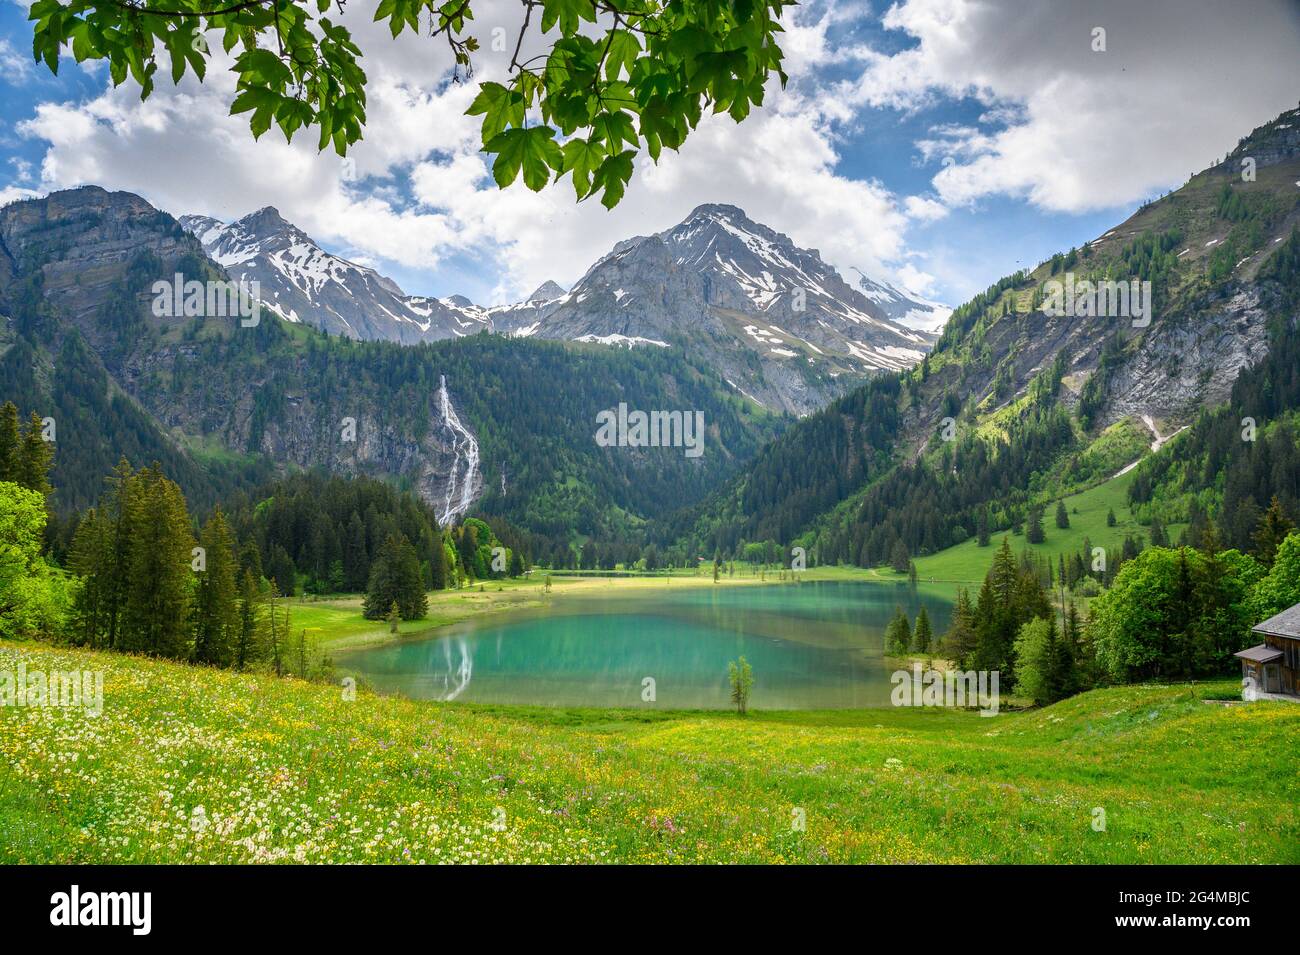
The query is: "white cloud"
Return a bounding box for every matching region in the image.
[0,37,32,83]
[853,0,1300,214]
[13,0,926,305]
[904,195,948,222]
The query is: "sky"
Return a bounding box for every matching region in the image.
[1,0,1298,326]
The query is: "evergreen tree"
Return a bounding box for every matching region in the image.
[363,534,428,620]
[456,523,479,581]
[1254,496,1295,567]
[17,411,54,501]
[1013,616,1076,706]
[343,512,371,591]
[267,582,286,677]
[430,534,450,590]
[67,506,113,647]
[1055,500,1069,529]
[976,507,990,547]
[1026,505,1046,544]
[971,537,1051,684]
[193,506,240,667]
[0,402,20,483]
[268,544,297,597]
[889,538,911,574]
[1106,507,1117,527]
[120,465,195,659]
[101,459,137,650]
[884,605,912,655]
[239,539,264,580]
[941,588,978,666]
[235,568,267,670]
[911,606,933,653]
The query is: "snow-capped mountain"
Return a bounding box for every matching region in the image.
[183,202,944,414]
[854,271,953,333]
[491,203,939,412]
[179,208,488,343]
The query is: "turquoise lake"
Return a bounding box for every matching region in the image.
[338,581,954,710]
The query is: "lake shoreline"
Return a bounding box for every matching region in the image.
[318,568,961,655]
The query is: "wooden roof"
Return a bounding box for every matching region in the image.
[1235,644,1284,663]
[1253,602,1300,640]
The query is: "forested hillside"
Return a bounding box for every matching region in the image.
[0,187,787,556]
[660,106,1300,568]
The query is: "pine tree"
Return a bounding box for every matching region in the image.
[430,535,450,590]
[239,539,264,580]
[1026,505,1046,544]
[911,606,933,653]
[120,465,195,659]
[67,506,113,647]
[889,538,911,574]
[102,459,137,650]
[976,507,990,547]
[1106,507,1117,527]
[342,511,368,591]
[193,506,240,667]
[885,605,912,655]
[268,582,286,677]
[0,402,20,483]
[1254,496,1295,567]
[17,412,54,501]
[941,587,978,667]
[1055,500,1069,529]
[268,544,297,597]
[235,568,266,670]
[363,534,427,620]
[456,523,479,581]
[972,537,1050,683]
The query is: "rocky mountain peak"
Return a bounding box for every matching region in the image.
[527,280,566,303]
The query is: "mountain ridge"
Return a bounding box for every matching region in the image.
[659,103,1300,566]
[181,201,942,414]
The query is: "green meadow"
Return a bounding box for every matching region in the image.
[2,641,1294,864]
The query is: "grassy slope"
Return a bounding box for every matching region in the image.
[2,641,1294,864]
[871,468,1188,586]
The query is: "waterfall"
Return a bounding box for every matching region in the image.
[437,374,481,525]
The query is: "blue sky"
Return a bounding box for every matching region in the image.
[1,0,1297,322]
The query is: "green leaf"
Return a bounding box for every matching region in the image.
[603,28,640,81]
[591,110,636,155]
[485,125,562,192]
[540,0,596,36]
[592,149,634,209]
[561,136,603,198]
[466,81,523,143]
